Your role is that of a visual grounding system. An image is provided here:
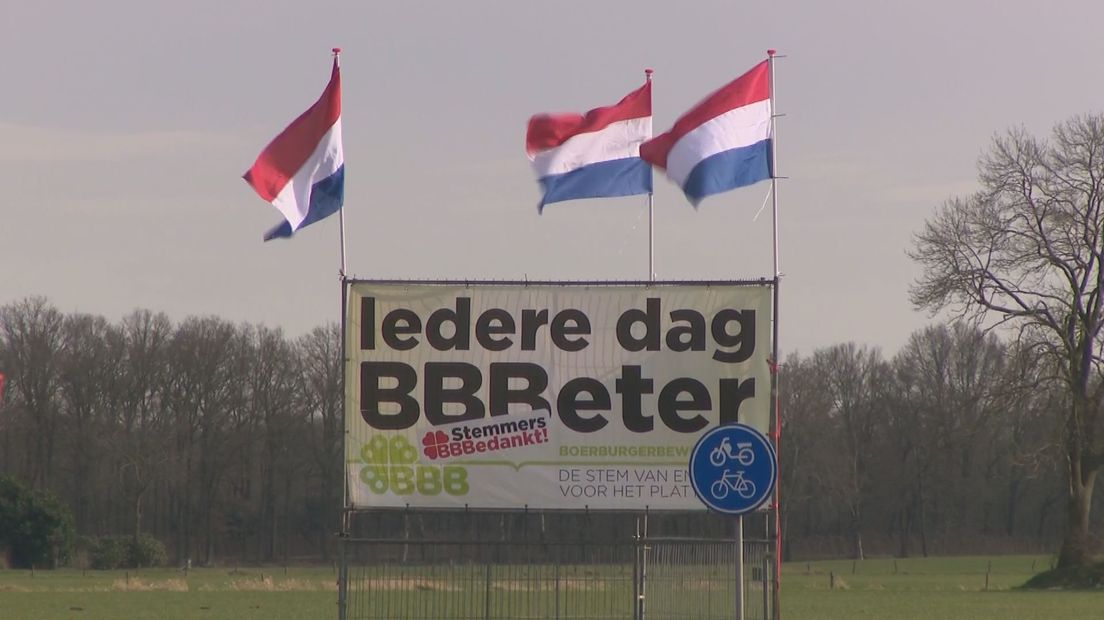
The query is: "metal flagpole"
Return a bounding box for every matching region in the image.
[637,69,658,616]
[332,46,351,620]
[645,68,655,281]
[648,188,655,281]
[334,47,348,279]
[768,49,780,281]
[333,45,349,513]
[766,47,783,620]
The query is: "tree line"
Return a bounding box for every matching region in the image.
[0,295,1098,565]
[778,324,1097,560]
[0,298,342,565]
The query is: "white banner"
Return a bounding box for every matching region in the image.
[345,282,773,510]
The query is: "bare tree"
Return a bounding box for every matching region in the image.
[910,114,1104,567]
[298,324,343,559]
[812,343,888,560]
[998,341,1065,541]
[246,325,303,562]
[163,316,247,565]
[0,298,65,489]
[777,353,834,561]
[56,313,120,533]
[116,310,173,540]
[890,324,1010,554]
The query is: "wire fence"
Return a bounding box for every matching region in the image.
[339,528,773,620]
[645,538,773,620]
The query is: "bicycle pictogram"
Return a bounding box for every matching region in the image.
[708,437,755,467]
[710,468,757,500]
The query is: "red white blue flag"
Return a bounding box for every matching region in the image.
[640,61,771,206]
[244,58,344,241]
[526,82,652,212]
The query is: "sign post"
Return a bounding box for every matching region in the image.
[689,424,778,620]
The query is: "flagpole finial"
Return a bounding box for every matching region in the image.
[644,68,654,79]
[332,47,342,56]
[767,49,777,57]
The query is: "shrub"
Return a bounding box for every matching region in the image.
[130,533,168,568]
[89,536,129,570]
[89,534,168,569]
[0,476,75,568]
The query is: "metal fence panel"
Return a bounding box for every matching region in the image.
[339,534,772,620]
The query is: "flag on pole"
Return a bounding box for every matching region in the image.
[526,82,652,212]
[244,58,344,241]
[640,61,771,206]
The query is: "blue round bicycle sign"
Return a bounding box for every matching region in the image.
[689,424,777,515]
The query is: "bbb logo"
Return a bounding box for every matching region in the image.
[359,435,469,496]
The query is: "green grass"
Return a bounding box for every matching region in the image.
[1,556,1101,619]
[0,567,338,620]
[781,555,1104,620]
[1,591,336,620]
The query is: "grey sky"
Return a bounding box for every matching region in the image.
[3,0,1101,356]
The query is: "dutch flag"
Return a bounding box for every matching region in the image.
[640,61,772,206]
[244,57,344,241]
[526,82,653,212]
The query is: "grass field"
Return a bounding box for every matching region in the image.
[780,556,1103,620]
[1,555,1101,619]
[0,566,338,620]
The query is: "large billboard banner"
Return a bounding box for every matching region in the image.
[345,281,773,511]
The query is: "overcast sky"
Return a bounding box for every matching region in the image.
[3,0,1102,356]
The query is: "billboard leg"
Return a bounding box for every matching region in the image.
[735,516,744,620]
[338,532,348,620]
